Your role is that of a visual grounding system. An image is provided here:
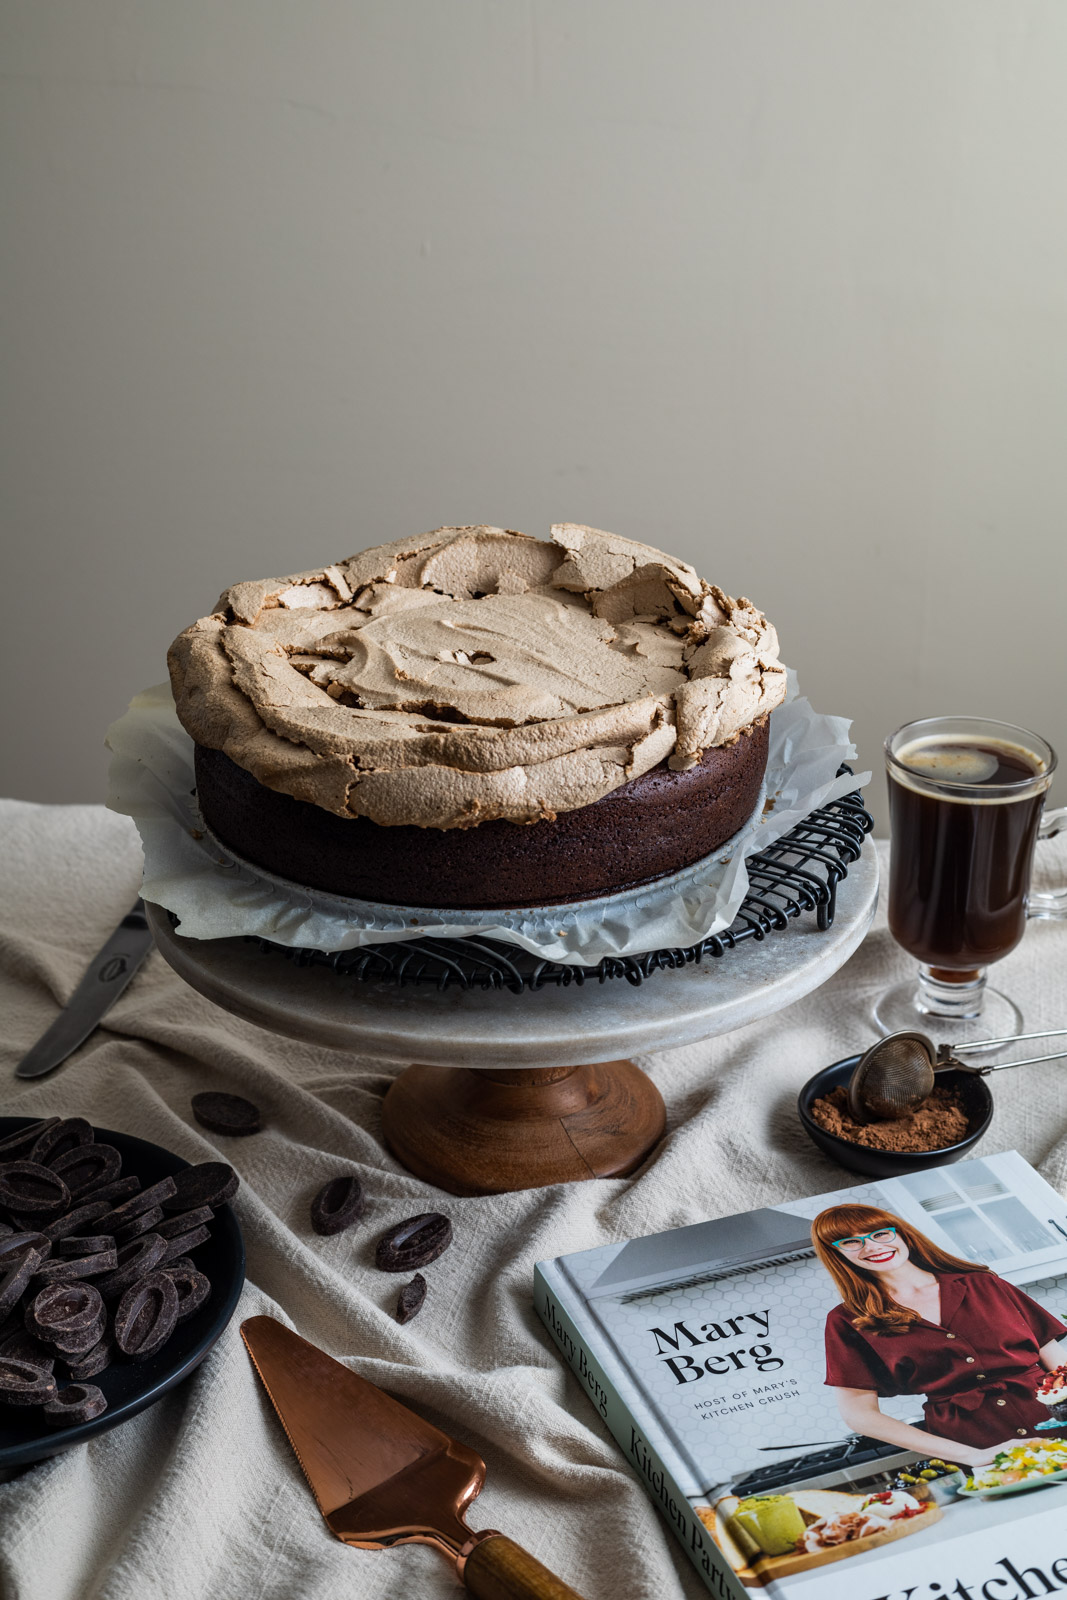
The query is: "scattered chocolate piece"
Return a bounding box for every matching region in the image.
[395,1274,427,1324]
[30,1119,94,1167]
[33,1250,118,1284]
[112,1207,164,1245]
[43,1383,107,1426]
[0,1120,60,1162]
[161,1162,238,1213]
[0,1163,71,1217]
[310,1176,365,1237]
[160,1225,210,1265]
[191,1093,261,1137]
[0,1357,57,1406]
[49,1143,122,1198]
[0,1247,44,1318]
[164,1264,211,1324]
[155,1207,213,1240]
[114,1272,180,1361]
[56,1235,115,1257]
[375,1213,453,1273]
[93,1234,168,1300]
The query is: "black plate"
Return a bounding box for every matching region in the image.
[797,1056,994,1179]
[0,1118,245,1471]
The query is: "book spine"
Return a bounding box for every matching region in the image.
[534,1264,748,1600]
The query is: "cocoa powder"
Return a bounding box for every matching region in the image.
[811,1085,970,1152]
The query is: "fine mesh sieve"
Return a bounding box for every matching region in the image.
[847,1026,1067,1124]
[846,1033,936,1121]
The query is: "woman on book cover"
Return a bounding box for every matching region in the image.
[812,1203,1067,1467]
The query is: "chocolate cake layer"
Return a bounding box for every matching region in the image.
[193,716,770,910]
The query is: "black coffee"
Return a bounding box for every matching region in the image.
[888,738,1045,971]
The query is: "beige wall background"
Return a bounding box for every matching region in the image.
[3,0,1066,835]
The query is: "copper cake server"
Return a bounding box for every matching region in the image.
[241,1316,587,1600]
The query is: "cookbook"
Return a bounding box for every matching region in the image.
[535,1151,1067,1599]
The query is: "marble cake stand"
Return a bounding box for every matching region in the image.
[145,847,877,1196]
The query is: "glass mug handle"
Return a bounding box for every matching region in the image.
[1029,805,1067,920]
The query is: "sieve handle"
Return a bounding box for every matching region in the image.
[947,1027,1067,1057]
[941,1046,1067,1075]
[1029,805,1067,920]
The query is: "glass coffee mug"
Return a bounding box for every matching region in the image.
[876,716,1067,1040]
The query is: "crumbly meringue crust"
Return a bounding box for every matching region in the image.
[168,524,787,830]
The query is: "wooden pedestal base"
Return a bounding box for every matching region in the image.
[381,1060,666,1197]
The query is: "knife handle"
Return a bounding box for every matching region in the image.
[460,1532,588,1600]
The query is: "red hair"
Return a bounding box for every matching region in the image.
[811,1203,988,1334]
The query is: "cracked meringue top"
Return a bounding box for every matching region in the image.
[168,524,787,830]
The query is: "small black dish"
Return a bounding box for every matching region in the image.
[797,1055,994,1179]
[0,1118,245,1474]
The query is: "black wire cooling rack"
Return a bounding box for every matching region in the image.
[243,768,873,993]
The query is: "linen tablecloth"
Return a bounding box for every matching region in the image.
[2,798,1066,1600]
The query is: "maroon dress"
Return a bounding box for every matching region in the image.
[823,1270,1066,1448]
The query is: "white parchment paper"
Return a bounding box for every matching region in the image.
[105,677,870,964]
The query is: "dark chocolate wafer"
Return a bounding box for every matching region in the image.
[40,1200,110,1242]
[0,1163,70,1217]
[155,1207,212,1240]
[310,1176,365,1237]
[0,1356,57,1406]
[0,1120,60,1162]
[30,1119,94,1167]
[395,1273,427,1325]
[0,1327,54,1371]
[160,1226,210,1265]
[65,1335,116,1382]
[93,1178,177,1235]
[56,1235,115,1257]
[164,1264,211,1324]
[191,1093,261,1136]
[49,1143,122,1199]
[112,1207,164,1245]
[78,1174,141,1208]
[44,1383,107,1425]
[0,1246,43,1318]
[161,1163,238,1213]
[92,1234,168,1300]
[114,1272,180,1361]
[29,1282,106,1354]
[0,1232,50,1270]
[33,1250,118,1285]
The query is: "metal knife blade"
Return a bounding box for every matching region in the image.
[15,899,154,1079]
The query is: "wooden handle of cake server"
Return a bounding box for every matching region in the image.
[461,1532,588,1600]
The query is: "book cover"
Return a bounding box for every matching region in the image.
[535,1151,1067,1599]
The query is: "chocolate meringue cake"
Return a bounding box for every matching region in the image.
[168,524,787,909]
